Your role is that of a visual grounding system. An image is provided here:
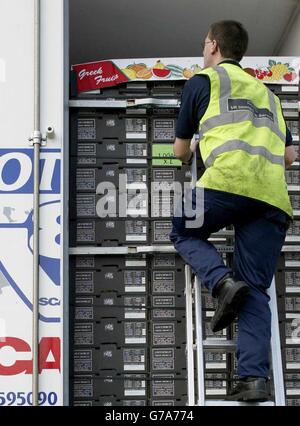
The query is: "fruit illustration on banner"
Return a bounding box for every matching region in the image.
[183,68,194,78]
[127,63,147,73]
[247,60,297,82]
[136,67,152,79]
[152,60,171,78]
[192,64,202,75]
[124,62,152,80]
[244,67,256,77]
[166,64,184,78]
[122,68,136,79]
[283,71,297,82]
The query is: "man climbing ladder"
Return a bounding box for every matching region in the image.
[170,20,297,401]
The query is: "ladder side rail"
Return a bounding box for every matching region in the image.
[268,277,286,406]
[185,265,196,406]
[194,276,206,406]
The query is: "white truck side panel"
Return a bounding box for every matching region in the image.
[0,0,66,406]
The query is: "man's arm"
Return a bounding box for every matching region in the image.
[284,125,297,167]
[173,137,192,163]
[174,75,210,164]
[285,145,297,167]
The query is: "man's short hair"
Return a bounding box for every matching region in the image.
[209,20,248,62]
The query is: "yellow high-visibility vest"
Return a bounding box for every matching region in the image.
[196,63,293,218]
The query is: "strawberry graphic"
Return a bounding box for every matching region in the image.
[283,71,297,82]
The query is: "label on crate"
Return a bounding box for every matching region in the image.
[152,379,175,397]
[153,109,177,116]
[151,193,175,217]
[76,222,96,242]
[77,143,97,156]
[126,118,147,140]
[153,119,176,142]
[74,350,93,372]
[73,402,93,406]
[152,144,181,167]
[73,376,93,398]
[126,220,147,242]
[152,220,172,243]
[152,296,176,319]
[76,256,95,268]
[77,157,97,166]
[202,293,217,310]
[287,399,300,406]
[152,296,176,308]
[291,194,300,209]
[152,271,175,293]
[76,169,96,191]
[152,254,176,268]
[126,168,147,183]
[75,271,94,293]
[285,297,300,311]
[124,322,147,344]
[76,194,96,217]
[286,170,300,185]
[151,400,176,406]
[286,121,299,138]
[124,375,146,396]
[122,296,147,319]
[284,253,300,268]
[152,323,176,346]
[74,323,94,345]
[205,372,227,392]
[75,307,94,321]
[205,351,227,369]
[285,348,300,369]
[285,321,300,344]
[126,143,148,158]
[123,348,146,371]
[285,271,300,287]
[78,119,96,140]
[285,373,300,394]
[287,221,300,237]
[152,348,175,370]
[124,270,147,292]
[122,400,147,406]
[153,168,176,183]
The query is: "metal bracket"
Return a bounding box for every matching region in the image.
[28,130,47,146]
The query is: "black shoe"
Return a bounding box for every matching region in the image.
[225,377,270,402]
[211,275,250,332]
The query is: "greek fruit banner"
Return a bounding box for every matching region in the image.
[72,57,300,92]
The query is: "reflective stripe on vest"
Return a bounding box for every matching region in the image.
[198,66,286,146]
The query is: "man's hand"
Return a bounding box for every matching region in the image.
[285,145,297,167]
[173,137,193,164]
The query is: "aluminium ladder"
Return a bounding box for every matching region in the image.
[185,267,286,406]
[184,150,286,406]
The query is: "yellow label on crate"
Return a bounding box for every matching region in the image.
[151,144,182,166]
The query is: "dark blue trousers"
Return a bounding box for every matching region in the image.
[170,188,290,378]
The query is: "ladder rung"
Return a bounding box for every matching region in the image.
[205,400,275,406]
[202,339,236,351]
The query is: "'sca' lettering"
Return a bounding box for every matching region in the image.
[0,337,61,375]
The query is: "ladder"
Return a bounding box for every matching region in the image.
[185,149,286,406]
[185,265,286,406]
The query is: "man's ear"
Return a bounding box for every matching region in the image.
[212,40,219,55]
